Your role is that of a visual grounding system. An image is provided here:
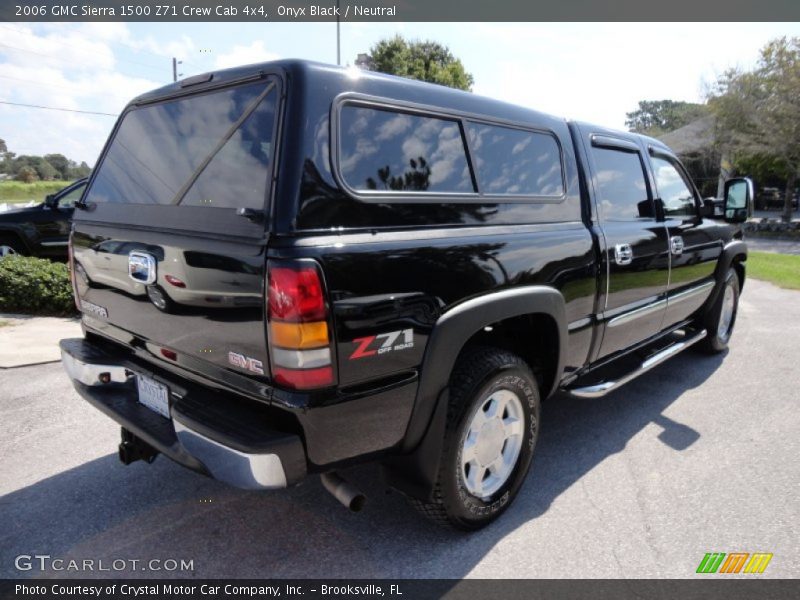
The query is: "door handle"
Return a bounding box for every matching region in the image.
[670,236,684,256]
[614,243,633,266]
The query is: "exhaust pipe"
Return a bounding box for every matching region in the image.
[321,472,366,512]
[118,428,159,465]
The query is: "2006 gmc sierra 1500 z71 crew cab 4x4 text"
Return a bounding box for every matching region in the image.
[60,60,751,530]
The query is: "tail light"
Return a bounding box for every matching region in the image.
[68,238,80,311]
[164,274,186,288]
[267,261,335,390]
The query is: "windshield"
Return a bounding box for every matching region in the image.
[85,78,278,211]
[56,182,87,208]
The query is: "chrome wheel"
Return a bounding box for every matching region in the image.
[0,244,17,258]
[717,283,735,341]
[147,286,167,310]
[460,388,524,500]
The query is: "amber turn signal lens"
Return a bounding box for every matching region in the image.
[269,320,329,349]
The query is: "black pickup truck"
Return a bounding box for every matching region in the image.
[60,60,750,530]
[0,178,87,259]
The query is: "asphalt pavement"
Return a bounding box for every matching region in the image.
[1,279,798,579]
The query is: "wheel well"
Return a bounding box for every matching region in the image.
[0,231,26,251]
[0,231,21,242]
[458,313,559,399]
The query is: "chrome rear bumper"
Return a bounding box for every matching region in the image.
[60,338,305,490]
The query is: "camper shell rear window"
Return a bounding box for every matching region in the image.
[85,78,278,211]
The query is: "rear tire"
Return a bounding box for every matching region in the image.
[147,285,176,313]
[0,236,24,258]
[409,346,540,530]
[700,268,740,353]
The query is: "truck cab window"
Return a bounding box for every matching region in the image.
[650,156,698,218]
[590,147,653,221]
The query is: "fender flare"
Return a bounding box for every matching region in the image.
[705,240,747,310]
[382,286,567,501]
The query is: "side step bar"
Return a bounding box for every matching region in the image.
[567,329,707,399]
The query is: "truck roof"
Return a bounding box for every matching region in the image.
[129,58,568,130]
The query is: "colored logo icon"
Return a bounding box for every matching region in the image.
[696,552,773,574]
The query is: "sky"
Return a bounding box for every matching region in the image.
[1,22,799,166]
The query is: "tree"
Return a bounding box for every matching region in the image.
[0,141,90,180]
[34,158,58,181]
[16,166,38,183]
[709,36,800,222]
[0,138,13,175]
[366,35,474,92]
[71,161,92,179]
[625,100,709,136]
[366,157,432,191]
[44,154,70,180]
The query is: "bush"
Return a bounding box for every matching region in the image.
[0,255,77,316]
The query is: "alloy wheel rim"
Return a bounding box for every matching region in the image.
[0,245,17,257]
[460,388,524,500]
[718,283,735,341]
[147,287,166,310]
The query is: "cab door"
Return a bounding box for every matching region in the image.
[580,128,671,358]
[646,149,722,328]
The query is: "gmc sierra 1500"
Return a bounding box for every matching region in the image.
[60,60,750,529]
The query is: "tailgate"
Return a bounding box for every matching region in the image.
[71,75,281,387]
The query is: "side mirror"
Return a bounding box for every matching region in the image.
[44,194,57,209]
[723,177,753,223]
[700,197,724,218]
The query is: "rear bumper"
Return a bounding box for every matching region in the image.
[60,337,306,490]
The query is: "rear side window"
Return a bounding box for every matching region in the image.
[338,105,475,194]
[591,147,653,221]
[466,122,563,196]
[85,79,278,210]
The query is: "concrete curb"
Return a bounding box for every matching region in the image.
[0,313,82,369]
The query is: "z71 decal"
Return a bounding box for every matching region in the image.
[349,328,414,360]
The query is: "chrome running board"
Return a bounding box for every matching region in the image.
[567,329,707,399]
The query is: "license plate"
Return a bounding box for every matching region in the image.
[136,374,170,419]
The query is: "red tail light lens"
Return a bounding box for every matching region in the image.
[164,274,186,288]
[268,266,326,322]
[267,262,334,390]
[273,366,334,389]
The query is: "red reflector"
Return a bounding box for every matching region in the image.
[160,348,177,361]
[273,366,333,390]
[268,266,326,322]
[164,274,186,288]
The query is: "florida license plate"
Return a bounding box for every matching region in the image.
[136,374,170,419]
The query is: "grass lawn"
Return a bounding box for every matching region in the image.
[747,251,800,291]
[0,180,73,203]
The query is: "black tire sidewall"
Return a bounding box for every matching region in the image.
[441,361,540,529]
[707,269,740,351]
